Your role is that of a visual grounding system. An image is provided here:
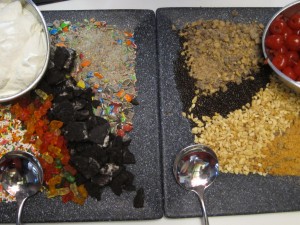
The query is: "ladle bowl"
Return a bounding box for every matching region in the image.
[173,144,219,225]
[0,151,43,225]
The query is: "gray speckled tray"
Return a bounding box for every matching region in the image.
[0,10,163,222]
[157,8,300,218]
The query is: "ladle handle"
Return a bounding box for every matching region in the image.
[194,187,209,225]
[16,194,28,225]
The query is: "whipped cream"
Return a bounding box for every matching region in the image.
[0,0,47,97]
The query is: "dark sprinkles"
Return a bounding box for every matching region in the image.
[37,46,143,208]
[174,39,197,113]
[192,65,272,119]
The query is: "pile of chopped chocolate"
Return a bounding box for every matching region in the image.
[37,46,144,208]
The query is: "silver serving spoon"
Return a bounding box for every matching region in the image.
[0,151,43,225]
[173,144,219,225]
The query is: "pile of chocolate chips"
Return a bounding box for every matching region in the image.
[37,46,144,208]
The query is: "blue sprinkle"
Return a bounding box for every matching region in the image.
[130,37,135,42]
[99,98,104,103]
[87,71,94,78]
[49,28,58,35]
[70,25,78,32]
[117,39,123,45]
[97,88,103,93]
[109,105,114,114]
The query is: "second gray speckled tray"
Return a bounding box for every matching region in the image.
[157,7,300,218]
[0,10,163,223]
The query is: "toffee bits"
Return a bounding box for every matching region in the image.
[179,19,264,95]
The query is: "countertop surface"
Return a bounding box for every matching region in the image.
[10,0,300,224]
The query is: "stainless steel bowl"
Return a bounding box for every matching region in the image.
[262,0,300,94]
[0,0,50,102]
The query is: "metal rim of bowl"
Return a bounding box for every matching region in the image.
[0,0,50,103]
[262,0,300,93]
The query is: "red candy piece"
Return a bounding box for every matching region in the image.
[117,129,125,137]
[123,124,133,132]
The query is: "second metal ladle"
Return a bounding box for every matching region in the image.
[0,151,43,225]
[173,144,219,225]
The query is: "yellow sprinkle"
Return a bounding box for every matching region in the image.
[35,89,48,100]
[77,80,86,89]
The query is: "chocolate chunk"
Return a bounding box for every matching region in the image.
[73,99,88,110]
[79,88,93,100]
[97,150,109,165]
[108,147,123,164]
[122,170,134,187]
[91,174,111,187]
[134,188,145,208]
[75,109,90,121]
[53,47,70,70]
[111,135,123,148]
[131,98,139,105]
[100,163,121,177]
[36,79,53,95]
[63,48,76,71]
[109,170,134,196]
[88,124,109,144]
[65,79,78,90]
[73,142,109,165]
[86,114,110,131]
[91,100,100,108]
[123,149,136,164]
[122,139,132,147]
[84,182,103,201]
[54,92,74,103]
[70,141,97,153]
[63,122,88,141]
[45,68,66,85]
[75,172,88,186]
[110,183,122,196]
[73,88,84,97]
[51,101,75,122]
[71,156,100,179]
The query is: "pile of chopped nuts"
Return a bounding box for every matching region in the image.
[179,19,264,95]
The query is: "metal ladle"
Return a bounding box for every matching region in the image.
[173,144,219,225]
[0,151,43,225]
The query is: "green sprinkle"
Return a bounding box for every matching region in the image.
[60,22,69,29]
